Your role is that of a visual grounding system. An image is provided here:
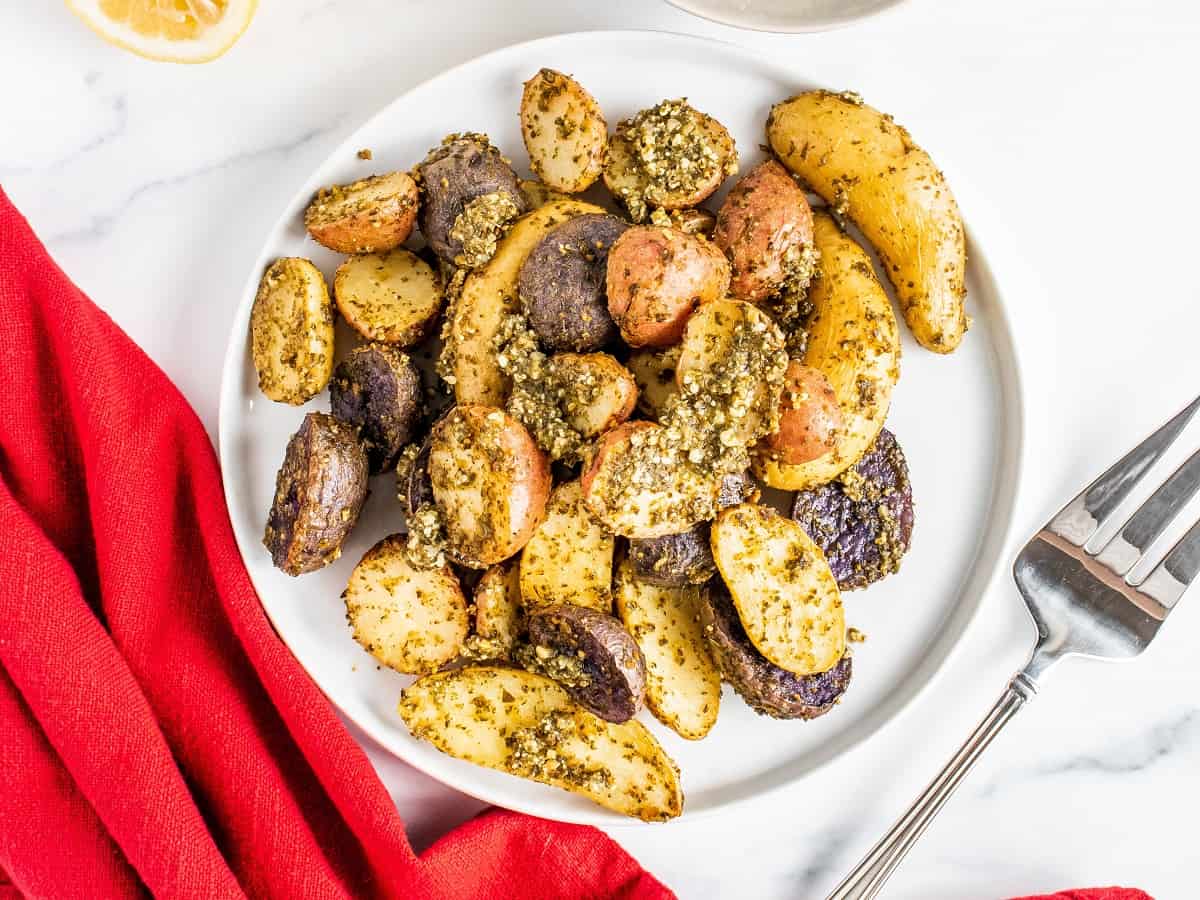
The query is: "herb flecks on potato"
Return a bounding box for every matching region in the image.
[520,69,608,194]
[250,257,335,406]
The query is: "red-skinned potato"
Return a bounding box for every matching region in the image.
[429,405,551,567]
[713,160,814,303]
[762,361,843,465]
[606,225,731,348]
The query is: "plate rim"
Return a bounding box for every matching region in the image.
[662,0,913,33]
[217,28,1029,827]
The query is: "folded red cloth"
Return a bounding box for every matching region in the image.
[0,188,671,899]
[1012,890,1152,900]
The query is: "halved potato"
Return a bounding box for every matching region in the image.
[710,503,845,675]
[334,248,443,346]
[753,211,900,490]
[614,558,721,740]
[250,257,335,405]
[343,534,468,674]
[627,345,681,420]
[473,560,524,653]
[520,68,608,194]
[520,480,615,613]
[581,421,721,539]
[448,200,605,406]
[399,666,683,821]
[675,298,787,447]
[551,353,637,438]
[304,171,419,254]
[767,90,967,353]
[761,360,843,466]
[429,405,551,568]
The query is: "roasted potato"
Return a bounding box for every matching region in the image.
[519,179,572,209]
[520,69,608,194]
[603,99,737,222]
[753,211,900,490]
[550,353,637,437]
[473,560,525,654]
[582,421,721,538]
[653,207,717,239]
[606,225,731,348]
[760,361,843,466]
[447,200,606,406]
[250,258,334,405]
[329,343,422,474]
[675,298,787,446]
[767,90,967,353]
[614,559,721,739]
[518,213,626,351]
[263,413,368,576]
[627,470,758,587]
[525,604,646,723]
[304,171,419,255]
[699,584,852,720]
[627,345,680,419]
[400,432,434,518]
[429,405,551,567]
[334,248,443,347]
[417,135,528,266]
[399,666,683,821]
[343,534,469,673]
[713,159,815,303]
[711,503,845,675]
[520,480,614,613]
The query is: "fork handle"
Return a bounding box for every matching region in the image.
[825,671,1040,900]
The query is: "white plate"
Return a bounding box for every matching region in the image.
[663,0,910,33]
[219,31,1025,827]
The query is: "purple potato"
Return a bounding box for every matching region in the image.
[526,604,647,723]
[329,343,422,474]
[518,213,627,351]
[263,412,368,576]
[699,585,852,719]
[628,469,760,587]
[403,432,435,517]
[791,428,914,590]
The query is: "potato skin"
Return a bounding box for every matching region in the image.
[606,225,731,348]
[250,258,334,406]
[417,136,528,264]
[762,361,842,466]
[767,90,967,352]
[527,604,647,724]
[329,344,422,474]
[699,584,852,720]
[304,171,419,254]
[263,413,368,576]
[429,405,551,567]
[713,159,814,303]
[518,213,626,351]
[753,211,900,490]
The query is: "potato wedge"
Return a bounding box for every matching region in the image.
[627,345,680,420]
[550,353,637,438]
[334,248,443,346]
[448,200,605,406]
[520,480,614,613]
[343,534,468,674]
[399,666,683,821]
[520,68,608,194]
[250,257,335,405]
[753,211,900,490]
[473,560,524,653]
[767,90,967,353]
[304,171,419,254]
[429,405,551,567]
[581,422,721,539]
[711,503,845,675]
[614,559,721,740]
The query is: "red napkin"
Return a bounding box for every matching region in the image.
[0,188,671,899]
[1013,891,1152,900]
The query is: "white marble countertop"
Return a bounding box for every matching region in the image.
[5,1,1198,897]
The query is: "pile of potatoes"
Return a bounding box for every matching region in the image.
[249,68,967,821]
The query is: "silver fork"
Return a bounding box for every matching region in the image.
[827,395,1200,900]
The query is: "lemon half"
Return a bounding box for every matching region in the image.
[66,0,257,63]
